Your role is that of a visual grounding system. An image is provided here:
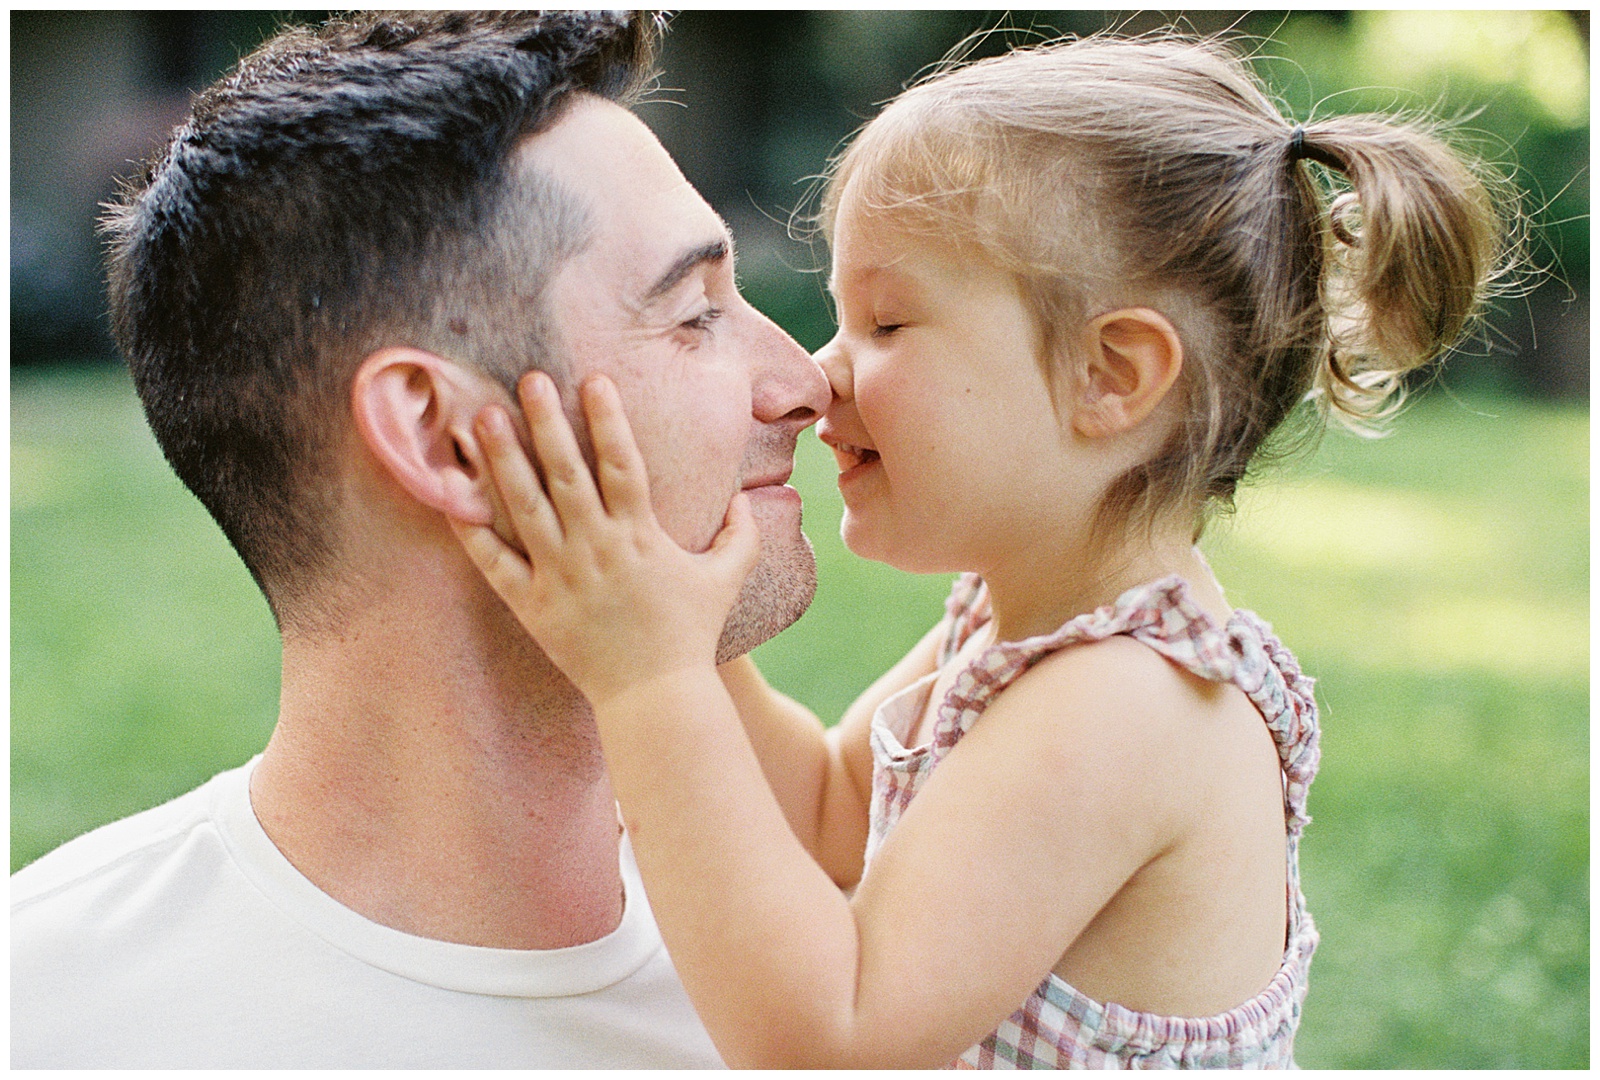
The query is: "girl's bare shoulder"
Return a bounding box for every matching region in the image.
[968,634,1269,819]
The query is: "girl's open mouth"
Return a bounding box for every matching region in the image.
[830,440,881,485]
[830,440,879,473]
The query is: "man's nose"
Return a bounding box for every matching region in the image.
[750,310,830,429]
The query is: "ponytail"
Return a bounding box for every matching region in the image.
[1288,118,1503,426]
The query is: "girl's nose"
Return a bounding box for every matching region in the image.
[813,332,852,403]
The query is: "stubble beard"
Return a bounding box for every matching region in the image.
[714,524,817,663]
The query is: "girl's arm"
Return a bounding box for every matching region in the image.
[452,374,1180,1068]
[717,618,945,887]
[712,658,843,870]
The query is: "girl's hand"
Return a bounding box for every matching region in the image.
[451,370,761,707]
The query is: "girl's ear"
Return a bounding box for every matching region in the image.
[1071,308,1184,439]
[350,346,501,526]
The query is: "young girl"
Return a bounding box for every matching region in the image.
[453,34,1502,1069]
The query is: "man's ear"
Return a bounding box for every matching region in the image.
[1071,308,1184,439]
[350,346,500,526]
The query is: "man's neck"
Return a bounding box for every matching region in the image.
[250,590,625,951]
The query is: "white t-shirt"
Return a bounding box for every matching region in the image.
[10,758,724,1069]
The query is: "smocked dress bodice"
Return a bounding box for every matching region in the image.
[867,573,1320,1069]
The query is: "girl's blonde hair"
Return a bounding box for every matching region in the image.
[820,33,1507,538]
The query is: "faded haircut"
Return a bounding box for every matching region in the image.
[103,11,662,625]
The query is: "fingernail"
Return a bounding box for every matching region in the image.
[522,370,551,401]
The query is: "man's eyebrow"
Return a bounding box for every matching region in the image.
[642,237,732,304]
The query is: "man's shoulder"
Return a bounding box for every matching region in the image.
[11,761,246,914]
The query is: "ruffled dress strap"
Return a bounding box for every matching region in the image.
[939,572,992,666]
[929,572,1320,832]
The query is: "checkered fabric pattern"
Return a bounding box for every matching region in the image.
[867,573,1321,1069]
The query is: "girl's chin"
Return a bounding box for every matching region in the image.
[839,513,959,575]
[838,512,892,566]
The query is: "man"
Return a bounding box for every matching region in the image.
[12,12,829,1068]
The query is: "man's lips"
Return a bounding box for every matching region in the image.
[741,469,793,491]
[739,469,800,509]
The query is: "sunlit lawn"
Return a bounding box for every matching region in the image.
[11,363,1588,1068]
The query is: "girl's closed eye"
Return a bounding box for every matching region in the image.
[872,322,904,338]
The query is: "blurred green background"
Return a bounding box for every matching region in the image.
[11,10,1589,1070]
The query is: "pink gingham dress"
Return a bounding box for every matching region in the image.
[867,573,1320,1069]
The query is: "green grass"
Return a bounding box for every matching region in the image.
[11,365,283,864]
[11,363,1588,1067]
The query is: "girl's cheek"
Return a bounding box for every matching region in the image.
[855,367,908,432]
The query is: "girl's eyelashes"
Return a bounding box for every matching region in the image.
[872,322,904,338]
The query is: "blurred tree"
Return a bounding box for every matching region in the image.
[10,10,1587,394]
[10,11,325,364]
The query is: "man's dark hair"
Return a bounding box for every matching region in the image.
[102,10,661,625]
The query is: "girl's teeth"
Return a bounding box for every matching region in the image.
[829,439,880,473]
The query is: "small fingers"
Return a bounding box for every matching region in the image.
[705,491,762,583]
[517,370,605,531]
[449,515,535,597]
[581,376,655,520]
[475,403,564,554]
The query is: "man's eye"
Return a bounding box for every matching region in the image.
[682,307,723,333]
